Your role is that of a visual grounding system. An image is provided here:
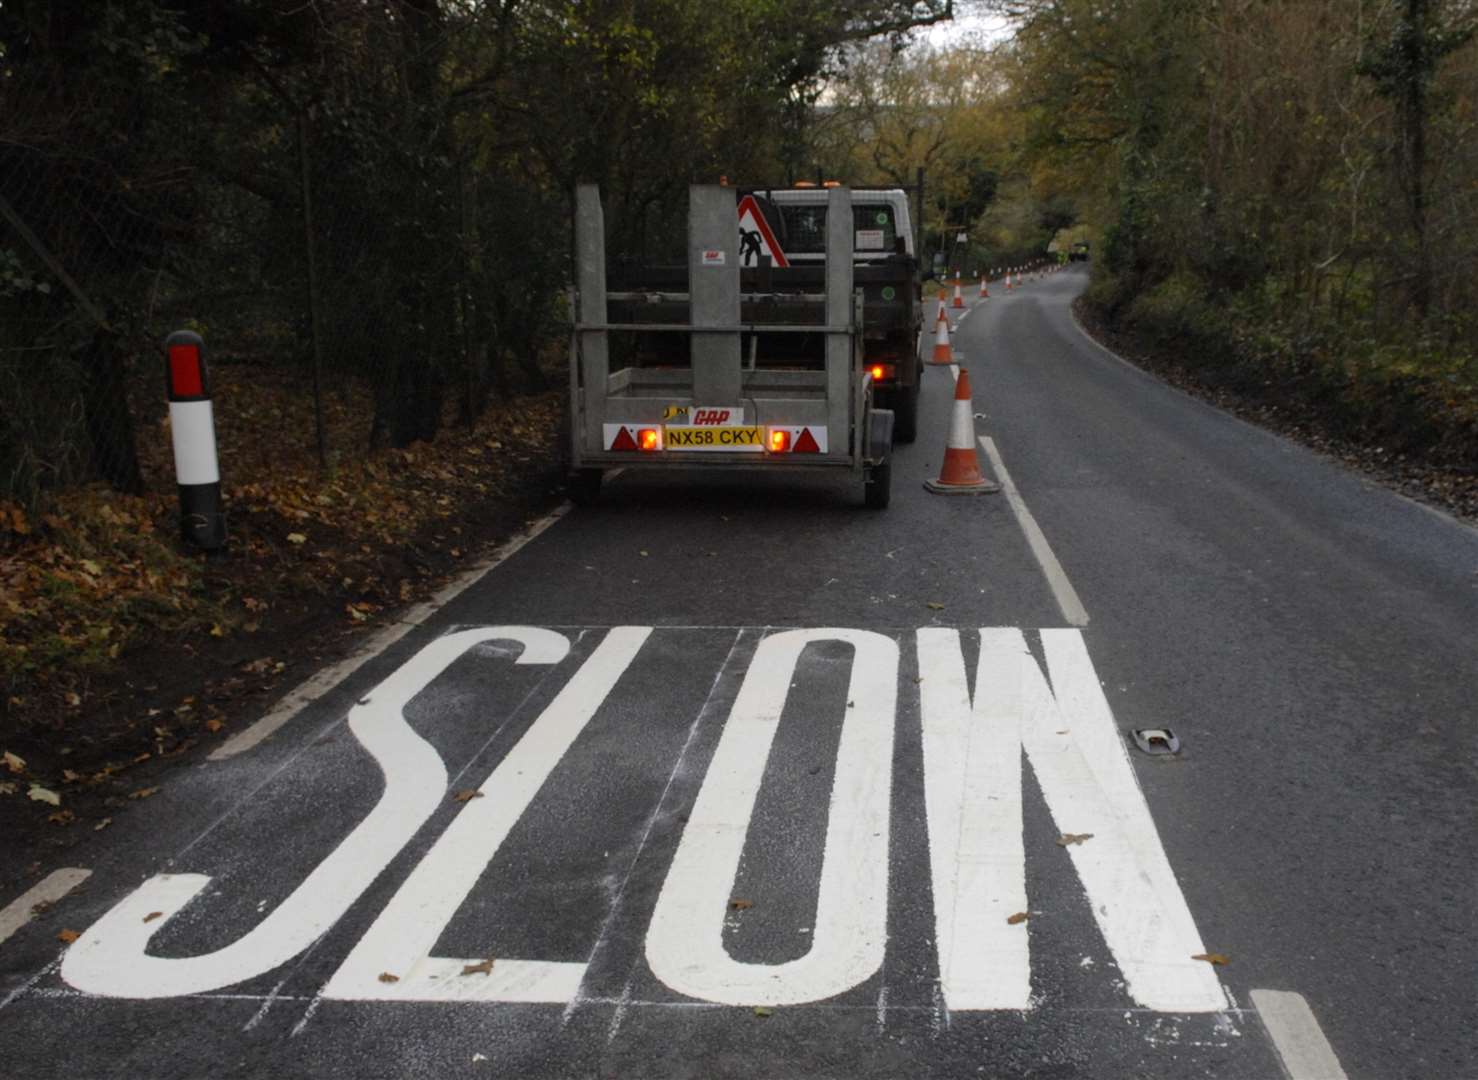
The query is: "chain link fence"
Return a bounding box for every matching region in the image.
[0,13,568,511]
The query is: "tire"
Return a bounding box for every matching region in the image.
[864,456,892,509]
[893,379,920,444]
[567,468,602,507]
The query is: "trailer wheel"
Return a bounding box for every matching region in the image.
[567,468,603,507]
[893,381,920,444]
[864,457,892,509]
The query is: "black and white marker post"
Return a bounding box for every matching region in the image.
[164,330,227,553]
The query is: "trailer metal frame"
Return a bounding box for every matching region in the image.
[568,184,893,506]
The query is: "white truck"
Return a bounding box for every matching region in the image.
[762,187,924,443]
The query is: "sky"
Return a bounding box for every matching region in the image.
[925,8,1015,48]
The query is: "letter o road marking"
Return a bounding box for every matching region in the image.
[645,628,898,1006]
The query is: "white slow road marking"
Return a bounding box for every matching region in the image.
[978,436,1089,627]
[646,629,898,1006]
[1251,989,1349,1080]
[62,627,570,999]
[918,629,1226,1012]
[210,505,572,761]
[0,869,90,947]
[323,627,651,1003]
[46,625,1230,1019]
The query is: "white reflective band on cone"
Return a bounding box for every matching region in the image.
[947,397,975,450]
[169,400,221,486]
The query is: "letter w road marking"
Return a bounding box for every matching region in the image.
[917,628,1226,1012]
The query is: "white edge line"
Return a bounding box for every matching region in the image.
[1065,303,1478,539]
[1250,989,1349,1080]
[209,503,574,761]
[978,437,1090,627]
[0,869,91,947]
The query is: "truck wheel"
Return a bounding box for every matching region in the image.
[567,468,602,507]
[893,381,920,444]
[864,457,892,509]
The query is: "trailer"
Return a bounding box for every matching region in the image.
[567,184,894,508]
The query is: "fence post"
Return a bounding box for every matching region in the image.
[164,330,226,553]
[297,112,328,470]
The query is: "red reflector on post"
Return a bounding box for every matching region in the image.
[169,344,204,398]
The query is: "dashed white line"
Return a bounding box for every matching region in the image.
[1251,989,1349,1080]
[210,503,572,760]
[977,436,1090,627]
[0,868,90,948]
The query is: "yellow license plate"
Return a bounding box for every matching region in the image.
[663,426,765,451]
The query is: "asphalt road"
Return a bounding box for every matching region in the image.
[2,266,1475,1079]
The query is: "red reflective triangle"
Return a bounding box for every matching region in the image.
[793,427,820,453]
[610,426,638,451]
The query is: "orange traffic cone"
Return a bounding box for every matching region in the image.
[1005,271,1014,291]
[979,275,989,299]
[928,312,953,365]
[924,368,999,495]
[952,280,965,309]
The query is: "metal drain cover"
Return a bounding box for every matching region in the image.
[1131,728,1180,755]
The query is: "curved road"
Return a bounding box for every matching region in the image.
[1,266,1474,1079]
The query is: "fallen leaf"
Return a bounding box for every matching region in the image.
[378,972,400,984]
[143,911,163,923]
[753,1006,774,1018]
[57,929,80,944]
[62,769,81,783]
[1055,832,1094,847]
[28,784,60,806]
[94,817,111,831]
[205,718,225,733]
[2,750,24,773]
[128,787,160,800]
[64,692,81,707]
[461,958,495,976]
[210,623,226,637]
[0,781,17,795]
[452,789,483,802]
[80,559,102,575]
[926,601,945,610]
[1192,953,1230,966]
[286,532,307,545]
[1007,912,1030,925]
[729,899,753,911]
[47,810,76,826]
